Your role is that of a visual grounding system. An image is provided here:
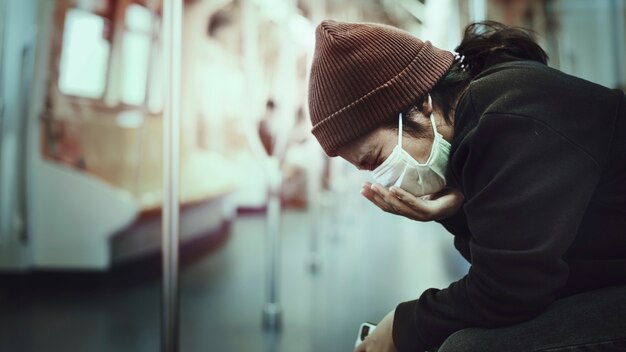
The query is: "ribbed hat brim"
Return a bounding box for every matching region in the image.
[308,20,453,157]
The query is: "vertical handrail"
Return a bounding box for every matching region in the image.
[161,0,182,351]
[259,0,297,332]
[610,0,625,87]
[0,0,5,126]
[17,34,36,243]
[262,158,283,332]
[0,0,7,241]
[306,0,327,275]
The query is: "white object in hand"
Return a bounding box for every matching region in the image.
[355,322,377,348]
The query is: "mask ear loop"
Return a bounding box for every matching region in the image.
[398,112,403,147]
[394,112,407,188]
[428,94,438,134]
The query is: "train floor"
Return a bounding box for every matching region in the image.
[0,200,468,352]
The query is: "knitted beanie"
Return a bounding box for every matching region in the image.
[308,20,454,156]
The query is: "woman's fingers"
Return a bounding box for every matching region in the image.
[389,186,425,207]
[390,186,464,220]
[370,184,425,218]
[371,189,394,211]
[388,186,433,218]
[361,183,464,221]
[361,184,391,211]
[361,184,381,203]
[371,184,399,209]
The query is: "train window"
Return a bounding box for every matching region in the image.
[120,4,153,106]
[58,8,110,99]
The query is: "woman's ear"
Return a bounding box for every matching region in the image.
[419,94,434,117]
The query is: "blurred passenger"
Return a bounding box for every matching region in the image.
[307,20,626,352]
[259,99,277,155]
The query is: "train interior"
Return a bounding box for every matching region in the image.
[0,0,624,351]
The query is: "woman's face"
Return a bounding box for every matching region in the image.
[336,107,452,171]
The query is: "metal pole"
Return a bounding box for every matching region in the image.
[161,0,182,351]
[261,0,297,333]
[0,0,6,133]
[610,0,625,88]
[306,0,326,275]
[262,158,282,332]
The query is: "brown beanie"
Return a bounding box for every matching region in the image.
[308,20,454,157]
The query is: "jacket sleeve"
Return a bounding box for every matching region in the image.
[392,113,602,352]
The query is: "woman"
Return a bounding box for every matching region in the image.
[307,20,626,352]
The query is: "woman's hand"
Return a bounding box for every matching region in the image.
[354,309,396,352]
[361,182,464,221]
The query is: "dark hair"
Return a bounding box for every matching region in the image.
[432,21,548,122]
[385,21,549,137]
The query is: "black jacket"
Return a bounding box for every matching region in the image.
[392,55,626,352]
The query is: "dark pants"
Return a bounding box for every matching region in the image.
[436,285,626,352]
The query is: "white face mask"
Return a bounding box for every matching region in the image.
[371,103,451,197]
